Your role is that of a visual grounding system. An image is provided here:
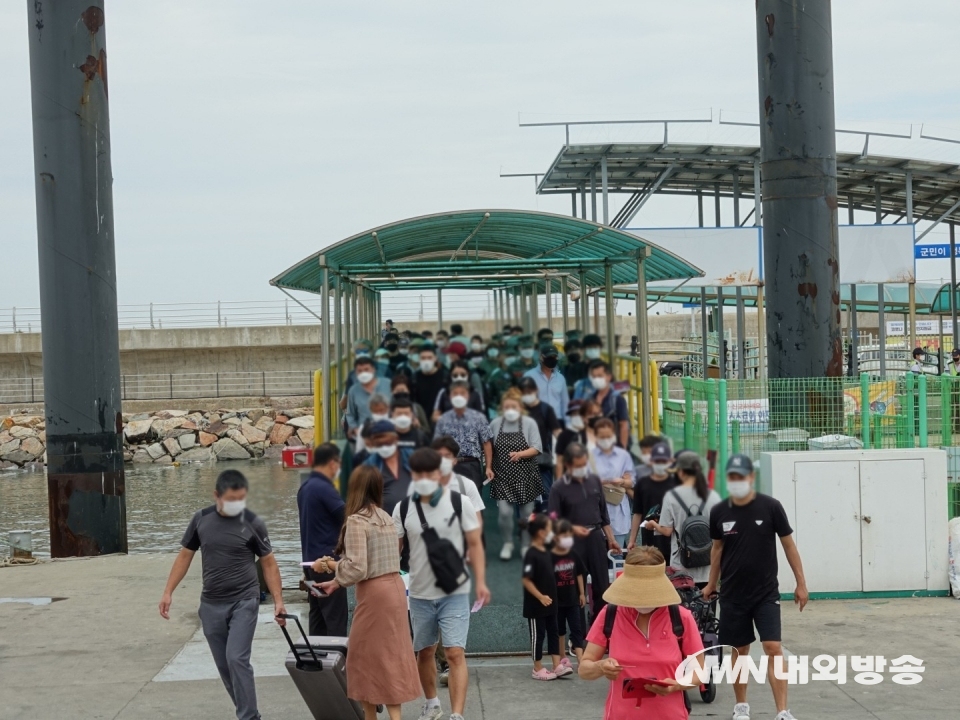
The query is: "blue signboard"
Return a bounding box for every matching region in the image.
[915,244,959,259]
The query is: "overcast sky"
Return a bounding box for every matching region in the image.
[2,0,960,312]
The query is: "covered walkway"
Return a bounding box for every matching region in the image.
[270,209,702,440]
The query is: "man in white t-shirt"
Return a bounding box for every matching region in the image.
[393,448,490,720]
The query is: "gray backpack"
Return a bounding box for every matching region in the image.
[670,489,712,568]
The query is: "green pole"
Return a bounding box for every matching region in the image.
[718,379,728,498]
[860,372,871,449]
[731,419,741,454]
[942,375,951,447]
[683,377,693,450]
[707,380,717,464]
[905,372,916,448]
[872,413,883,449]
[918,373,928,448]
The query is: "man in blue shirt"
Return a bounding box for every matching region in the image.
[523,343,568,421]
[297,443,347,636]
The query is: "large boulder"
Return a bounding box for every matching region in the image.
[254,416,275,434]
[2,449,34,465]
[0,439,19,456]
[12,415,43,428]
[162,438,183,457]
[20,437,44,458]
[240,424,267,444]
[179,433,197,451]
[0,417,14,431]
[153,455,174,465]
[152,417,186,436]
[212,437,251,460]
[247,409,265,424]
[296,428,314,446]
[198,431,218,447]
[226,429,250,447]
[269,423,295,446]
[286,415,314,429]
[9,426,38,439]
[154,410,189,419]
[223,416,242,427]
[132,449,153,463]
[0,430,12,445]
[164,427,192,440]
[124,418,155,443]
[179,447,214,463]
[206,421,230,438]
[145,443,167,460]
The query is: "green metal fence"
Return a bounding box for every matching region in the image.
[668,373,960,518]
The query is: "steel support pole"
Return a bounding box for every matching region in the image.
[848,195,855,225]
[604,264,616,361]
[580,185,587,219]
[437,288,443,332]
[756,0,841,379]
[850,284,859,375]
[514,288,521,328]
[345,283,353,361]
[757,285,766,378]
[878,283,886,376]
[334,279,343,412]
[875,184,882,224]
[717,288,726,378]
[732,171,741,226]
[320,265,331,442]
[571,193,577,218]
[736,287,746,379]
[590,170,598,222]
[906,171,914,226]
[714,183,721,227]
[579,271,588,331]
[545,277,553,332]
[697,190,704,227]
[754,161,762,226]
[909,282,917,352]
[530,283,540,332]
[593,291,601,335]
[952,222,958,348]
[701,288,709,378]
[561,275,570,335]
[637,253,652,431]
[601,156,609,225]
[27,0,126,556]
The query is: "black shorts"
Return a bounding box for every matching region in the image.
[718,595,782,647]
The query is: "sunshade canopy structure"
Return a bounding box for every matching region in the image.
[270,209,702,294]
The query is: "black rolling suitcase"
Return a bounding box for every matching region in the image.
[277,613,363,720]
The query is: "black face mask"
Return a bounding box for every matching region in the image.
[386,342,398,352]
[567,353,581,364]
[542,356,558,369]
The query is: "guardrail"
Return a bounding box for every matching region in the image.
[0,371,316,404]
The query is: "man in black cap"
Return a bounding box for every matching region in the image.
[627,441,678,559]
[572,334,604,399]
[703,454,808,720]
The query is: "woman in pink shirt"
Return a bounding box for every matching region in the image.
[578,547,705,719]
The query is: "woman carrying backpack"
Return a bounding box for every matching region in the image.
[649,452,721,588]
[578,546,705,719]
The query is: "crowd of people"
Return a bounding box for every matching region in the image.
[157,319,810,720]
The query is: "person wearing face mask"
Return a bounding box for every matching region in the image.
[586,360,631,449]
[702,455,808,720]
[507,335,540,383]
[381,332,406,372]
[627,442,678,560]
[339,338,376,413]
[555,400,602,478]
[346,356,393,441]
[449,323,469,348]
[159,470,285,720]
[432,360,486,421]
[434,330,451,363]
[634,434,663,481]
[561,339,587,394]
[362,420,413,515]
[297,443,349,636]
[571,335,605,399]
[430,436,486,527]
[578,546,705,720]
[433,381,494,491]
[391,396,429,449]
[354,394,391,458]
[390,375,430,431]
[479,338,513,410]
[523,343,568,422]
[393,448,488,720]
[488,389,544,561]
[551,519,587,666]
[517,377,561,509]
[520,513,570,680]
[549,443,621,622]
[591,418,636,551]
[413,345,450,432]
[393,337,424,384]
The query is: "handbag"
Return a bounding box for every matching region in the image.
[602,482,627,505]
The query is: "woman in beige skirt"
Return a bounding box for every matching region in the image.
[315,465,419,720]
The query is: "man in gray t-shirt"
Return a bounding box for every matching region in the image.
[160,470,286,720]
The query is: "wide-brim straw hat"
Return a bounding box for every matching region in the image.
[602,561,681,608]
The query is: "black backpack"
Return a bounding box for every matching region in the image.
[399,493,468,594]
[669,489,712,568]
[603,603,691,712]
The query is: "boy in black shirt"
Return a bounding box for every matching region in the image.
[703,454,809,720]
[521,514,569,679]
[551,519,586,664]
[627,441,678,560]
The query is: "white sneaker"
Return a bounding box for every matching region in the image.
[775,712,796,720]
[418,703,443,720]
[499,543,513,561]
[732,703,750,720]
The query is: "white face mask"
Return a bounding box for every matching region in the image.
[409,353,420,365]
[585,347,602,360]
[356,371,375,385]
[370,413,389,423]
[487,347,499,358]
[439,457,455,477]
[220,499,246,517]
[636,606,657,615]
[569,415,585,431]
[412,478,439,496]
[520,348,535,359]
[521,393,537,406]
[640,453,652,465]
[420,359,436,373]
[392,414,413,431]
[727,479,753,499]
[590,376,608,390]
[571,466,588,479]
[651,462,670,475]
[597,437,616,450]
[503,408,521,423]
[544,531,555,544]
[556,536,575,550]
[471,342,483,352]
[436,339,448,349]
[375,444,397,459]
[451,374,469,383]
[451,395,468,409]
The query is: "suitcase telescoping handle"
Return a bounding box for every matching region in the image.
[277,613,324,671]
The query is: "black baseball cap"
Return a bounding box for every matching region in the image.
[726,453,754,477]
[540,343,558,357]
[650,443,672,462]
[952,348,960,358]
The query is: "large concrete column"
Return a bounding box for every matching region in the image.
[27,1,126,556]
[756,1,842,379]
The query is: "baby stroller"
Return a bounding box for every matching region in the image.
[667,568,720,704]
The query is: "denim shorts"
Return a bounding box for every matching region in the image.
[408,594,471,652]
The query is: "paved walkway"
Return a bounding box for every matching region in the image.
[0,554,955,719]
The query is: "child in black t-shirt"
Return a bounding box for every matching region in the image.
[551,519,587,665]
[521,513,569,680]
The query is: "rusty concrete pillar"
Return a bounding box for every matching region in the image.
[26,1,127,556]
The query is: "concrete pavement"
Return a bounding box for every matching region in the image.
[0,553,955,719]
